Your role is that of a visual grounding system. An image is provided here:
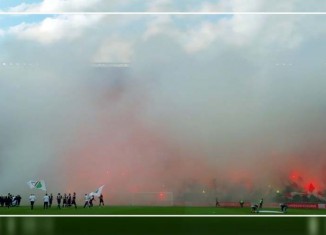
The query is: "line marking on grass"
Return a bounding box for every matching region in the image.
[0,215,326,218]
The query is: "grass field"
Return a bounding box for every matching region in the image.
[0,206,325,235]
[1,205,326,215]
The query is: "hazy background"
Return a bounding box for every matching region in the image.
[0,11,325,204]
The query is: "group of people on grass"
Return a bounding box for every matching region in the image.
[215,197,288,213]
[0,193,22,208]
[250,198,288,213]
[83,193,104,208]
[28,192,105,210]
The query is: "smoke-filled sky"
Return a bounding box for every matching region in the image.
[1,0,326,12]
[0,0,326,204]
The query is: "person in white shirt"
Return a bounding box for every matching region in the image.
[43,193,50,209]
[83,194,90,208]
[29,194,36,210]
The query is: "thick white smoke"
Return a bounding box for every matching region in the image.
[0,13,325,204]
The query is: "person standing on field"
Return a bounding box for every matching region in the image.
[99,194,104,206]
[49,193,53,208]
[57,193,62,209]
[71,192,77,209]
[43,193,49,209]
[63,193,67,208]
[29,194,36,210]
[83,194,90,208]
[89,195,95,207]
[259,198,264,209]
[215,198,220,207]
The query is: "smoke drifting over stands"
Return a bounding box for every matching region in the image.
[0,14,325,204]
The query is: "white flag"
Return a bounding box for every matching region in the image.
[27,180,47,191]
[89,185,104,197]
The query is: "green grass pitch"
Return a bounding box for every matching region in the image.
[0,205,326,215]
[0,206,325,235]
